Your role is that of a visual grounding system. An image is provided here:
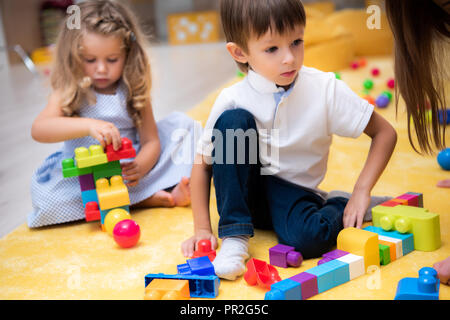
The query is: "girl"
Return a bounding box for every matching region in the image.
[29,0,200,227]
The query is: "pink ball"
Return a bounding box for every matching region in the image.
[350,61,359,69]
[371,68,380,76]
[387,78,395,89]
[113,219,140,248]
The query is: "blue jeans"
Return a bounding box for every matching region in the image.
[211,109,347,259]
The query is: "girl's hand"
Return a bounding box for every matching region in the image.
[343,190,371,229]
[88,119,122,150]
[121,160,145,187]
[181,229,218,258]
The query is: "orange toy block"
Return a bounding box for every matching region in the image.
[337,227,380,272]
[391,198,408,205]
[96,176,130,210]
[144,279,190,300]
[379,239,396,262]
[75,145,108,168]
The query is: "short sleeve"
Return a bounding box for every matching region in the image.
[196,88,234,158]
[326,77,374,138]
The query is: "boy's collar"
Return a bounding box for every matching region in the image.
[247,69,298,94]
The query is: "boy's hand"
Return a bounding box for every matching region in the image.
[121,160,144,187]
[343,190,371,229]
[88,119,122,150]
[181,229,218,258]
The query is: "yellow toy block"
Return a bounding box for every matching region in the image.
[337,227,379,272]
[75,145,108,168]
[372,205,441,252]
[96,176,130,210]
[144,279,190,300]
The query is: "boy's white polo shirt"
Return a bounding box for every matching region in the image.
[197,66,374,197]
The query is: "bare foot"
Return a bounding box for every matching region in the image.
[171,177,191,207]
[134,190,175,208]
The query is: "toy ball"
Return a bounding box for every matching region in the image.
[350,61,359,69]
[363,79,374,90]
[387,78,395,89]
[358,58,367,67]
[104,208,131,235]
[381,90,392,101]
[371,68,380,76]
[437,148,450,170]
[375,94,390,108]
[113,219,141,248]
[363,95,375,105]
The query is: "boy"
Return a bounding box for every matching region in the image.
[182,0,397,280]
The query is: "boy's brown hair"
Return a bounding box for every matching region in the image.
[220,0,306,72]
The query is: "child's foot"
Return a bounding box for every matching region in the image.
[212,235,250,280]
[171,177,191,207]
[147,190,176,208]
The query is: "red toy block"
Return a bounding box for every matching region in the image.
[85,201,101,221]
[193,239,216,261]
[380,200,401,207]
[244,258,281,290]
[106,137,136,161]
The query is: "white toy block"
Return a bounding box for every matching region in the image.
[337,253,365,280]
[378,235,403,258]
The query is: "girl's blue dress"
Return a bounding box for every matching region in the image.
[28,82,202,227]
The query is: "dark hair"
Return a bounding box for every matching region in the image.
[385,0,449,154]
[220,0,306,72]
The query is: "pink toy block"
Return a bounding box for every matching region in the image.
[269,244,303,268]
[397,193,419,207]
[106,137,136,161]
[79,173,95,191]
[290,272,319,300]
[244,258,281,290]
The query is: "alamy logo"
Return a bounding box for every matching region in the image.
[66,5,81,30]
[366,5,381,30]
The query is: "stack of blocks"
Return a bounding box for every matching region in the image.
[264,192,441,300]
[61,137,136,228]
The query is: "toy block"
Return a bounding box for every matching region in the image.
[303,260,349,293]
[193,239,216,261]
[100,205,130,225]
[380,200,401,207]
[379,243,391,265]
[396,193,420,207]
[144,279,190,300]
[106,137,136,161]
[92,160,122,181]
[391,198,408,205]
[244,258,281,290]
[75,145,108,168]
[337,227,380,272]
[372,204,440,251]
[78,173,95,191]
[318,257,333,265]
[379,235,403,258]
[177,256,216,276]
[81,189,98,207]
[336,254,365,280]
[144,273,219,298]
[85,201,101,222]
[290,272,319,300]
[364,226,414,256]
[379,239,396,262]
[269,244,303,268]
[265,278,302,300]
[61,158,92,178]
[96,176,130,210]
[406,192,423,207]
[395,267,439,300]
[323,249,349,260]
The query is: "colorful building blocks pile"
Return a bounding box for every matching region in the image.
[263,192,441,300]
[61,137,141,248]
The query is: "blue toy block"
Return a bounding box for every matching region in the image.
[100,205,130,225]
[265,278,302,300]
[395,267,439,300]
[304,259,349,293]
[144,273,220,298]
[177,256,215,276]
[81,189,98,207]
[364,226,414,255]
[327,259,350,287]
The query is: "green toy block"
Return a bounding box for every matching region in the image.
[92,160,122,181]
[372,204,440,252]
[379,244,391,265]
[62,158,92,178]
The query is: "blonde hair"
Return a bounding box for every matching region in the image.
[51,0,151,127]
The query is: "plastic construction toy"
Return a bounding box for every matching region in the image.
[244,258,281,290]
[177,256,216,276]
[437,148,450,170]
[113,219,140,248]
[75,145,108,168]
[105,137,136,162]
[395,267,440,300]
[144,279,190,300]
[193,239,216,261]
[269,244,303,268]
[144,273,220,299]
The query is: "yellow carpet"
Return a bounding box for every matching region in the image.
[0,56,449,300]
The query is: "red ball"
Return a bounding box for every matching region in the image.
[371,68,380,76]
[113,219,140,248]
[387,78,395,89]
